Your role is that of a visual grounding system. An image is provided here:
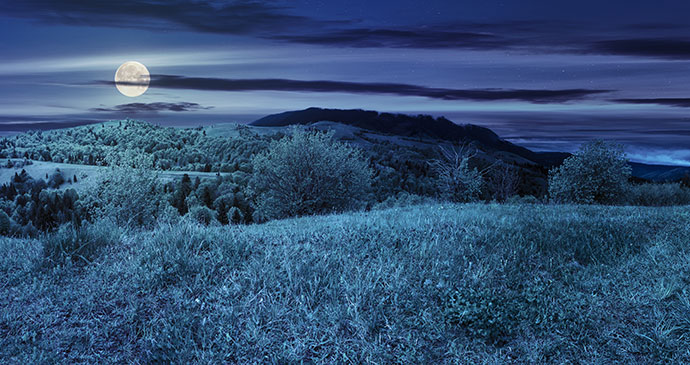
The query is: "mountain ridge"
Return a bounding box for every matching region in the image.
[251,107,690,181]
[252,107,568,166]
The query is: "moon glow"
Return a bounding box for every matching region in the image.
[114,61,150,97]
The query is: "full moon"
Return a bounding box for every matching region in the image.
[114,61,150,97]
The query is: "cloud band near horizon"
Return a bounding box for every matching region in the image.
[104,75,612,103]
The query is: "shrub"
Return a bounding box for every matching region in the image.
[81,167,164,227]
[446,286,515,343]
[42,219,120,266]
[248,127,373,221]
[187,205,217,225]
[47,170,65,188]
[548,140,631,204]
[628,183,690,206]
[373,191,436,209]
[505,195,541,205]
[487,161,521,202]
[430,144,485,202]
[0,210,10,235]
[227,206,244,224]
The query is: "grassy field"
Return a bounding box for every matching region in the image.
[1,203,689,363]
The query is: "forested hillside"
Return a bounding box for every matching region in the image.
[0,117,688,237]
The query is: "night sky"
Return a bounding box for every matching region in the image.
[1,0,690,165]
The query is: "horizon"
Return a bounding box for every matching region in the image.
[2,1,690,166]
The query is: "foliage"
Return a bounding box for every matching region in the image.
[42,219,120,267]
[628,182,690,206]
[372,191,437,209]
[0,210,10,235]
[487,161,521,202]
[0,170,83,235]
[549,140,631,204]
[80,166,164,228]
[0,120,269,173]
[505,194,542,205]
[186,205,217,225]
[248,127,373,221]
[430,144,487,202]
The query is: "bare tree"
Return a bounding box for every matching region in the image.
[429,143,493,202]
[487,161,521,202]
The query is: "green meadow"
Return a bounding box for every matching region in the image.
[2,203,689,363]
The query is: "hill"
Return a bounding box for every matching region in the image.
[2,203,689,363]
[252,107,567,167]
[630,162,690,182]
[252,107,689,181]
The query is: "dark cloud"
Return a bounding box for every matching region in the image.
[6,0,690,58]
[96,75,611,103]
[91,102,211,113]
[0,0,318,34]
[614,98,690,107]
[591,39,690,59]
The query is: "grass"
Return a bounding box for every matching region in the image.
[1,203,689,363]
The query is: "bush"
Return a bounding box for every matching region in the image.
[487,161,520,202]
[373,192,436,209]
[42,219,120,266]
[430,144,485,202]
[549,140,631,204]
[505,195,541,205]
[81,167,164,227]
[187,205,217,225]
[248,128,373,221]
[628,183,690,206]
[227,206,244,224]
[47,170,65,188]
[0,210,10,235]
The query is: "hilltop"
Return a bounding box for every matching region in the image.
[252,107,568,167]
[252,107,690,181]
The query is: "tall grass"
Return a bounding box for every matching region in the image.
[1,203,689,363]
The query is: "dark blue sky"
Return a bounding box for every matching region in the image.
[1,0,690,165]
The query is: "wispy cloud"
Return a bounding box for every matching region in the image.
[97,75,611,103]
[91,102,211,113]
[591,39,690,59]
[614,98,690,107]
[270,27,511,49]
[0,0,319,34]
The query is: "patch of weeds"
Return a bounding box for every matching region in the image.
[445,276,561,345]
[42,219,120,267]
[446,285,515,344]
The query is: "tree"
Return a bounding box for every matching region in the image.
[488,161,521,202]
[0,210,10,235]
[548,140,631,204]
[247,127,373,221]
[430,144,488,202]
[81,166,163,227]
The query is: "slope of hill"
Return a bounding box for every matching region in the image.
[252,107,689,182]
[2,203,689,363]
[252,107,567,167]
[630,162,690,182]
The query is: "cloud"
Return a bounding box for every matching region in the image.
[91,102,211,113]
[0,0,318,34]
[97,75,611,103]
[614,98,690,107]
[591,39,690,59]
[270,27,512,49]
[7,0,690,59]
